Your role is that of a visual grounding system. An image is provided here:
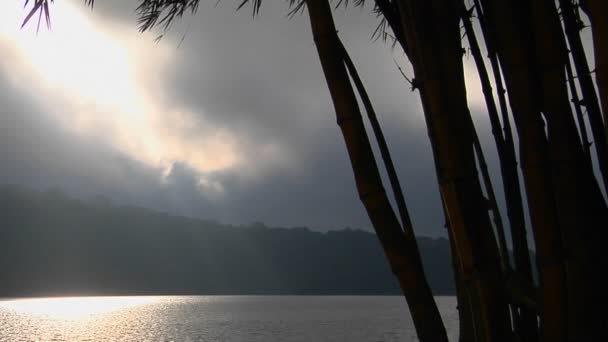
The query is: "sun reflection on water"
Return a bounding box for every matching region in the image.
[0,296,158,320]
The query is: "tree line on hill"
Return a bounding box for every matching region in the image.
[0,185,455,297]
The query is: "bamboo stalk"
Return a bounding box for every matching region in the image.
[342,36,504,342]
[304,1,448,341]
[447,221,477,342]
[471,0,538,303]
[340,39,414,238]
[394,0,511,340]
[460,3,509,273]
[579,0,608,146]
[463,5,540,341]
[564,46,593,165]
[560,0,608,194]
[478,1,569,341]
[529,1,608,339]
[471,122,510,274]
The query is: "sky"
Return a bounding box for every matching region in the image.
[0,0,496,236]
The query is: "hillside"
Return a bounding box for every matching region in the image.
[0,185,455,296]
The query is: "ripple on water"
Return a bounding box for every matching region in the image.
[0,296,459,342]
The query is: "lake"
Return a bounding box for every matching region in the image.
[0,296,459,341]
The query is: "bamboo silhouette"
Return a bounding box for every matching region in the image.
[579,0,608,145]
[447,223,476,342]
[462,4,539,340]
[564,49,593,165]
[529,1,608,339]
[394,0,511,340]
[560,0,608,194]
[479,1,569,340]
[340,34,456,340]
[304,1,448,341]
[461,4,510,272]
[339,39,413,236]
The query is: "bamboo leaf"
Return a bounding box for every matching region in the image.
[44,0,51,30]
[21,0,43,28]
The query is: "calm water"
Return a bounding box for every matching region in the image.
[0,296,459,341]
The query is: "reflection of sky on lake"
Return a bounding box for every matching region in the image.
[0,296,159,319]
[0,296,162,341]
[0,296,459,341]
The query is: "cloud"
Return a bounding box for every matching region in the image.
[0,0,456,236]
[2,1,247,174]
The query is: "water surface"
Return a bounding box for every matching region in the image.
[0,296,459,341]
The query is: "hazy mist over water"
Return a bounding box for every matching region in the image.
[0,296,459,341]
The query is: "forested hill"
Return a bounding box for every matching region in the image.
[0,185,455,297]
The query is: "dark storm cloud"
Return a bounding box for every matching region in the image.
[150,2,446,233]
[0,0,448,236]
[0,68,155,200]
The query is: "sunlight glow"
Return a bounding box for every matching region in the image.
[0,1,239,175]
[0,296,158,320]
[11,5,138,113]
